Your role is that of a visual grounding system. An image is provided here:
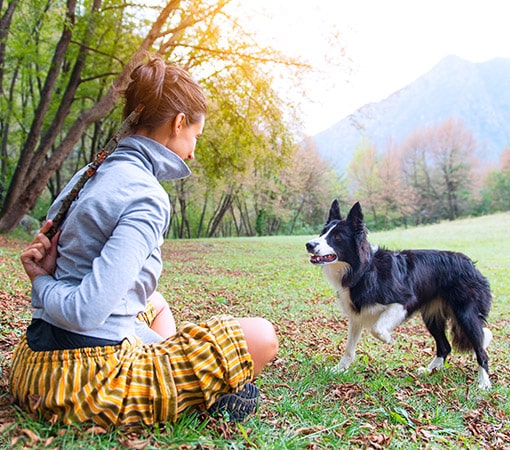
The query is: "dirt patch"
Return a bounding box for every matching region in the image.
[0,234,24,249]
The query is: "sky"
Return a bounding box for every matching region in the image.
[240,0,510,135]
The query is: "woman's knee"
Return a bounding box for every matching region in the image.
[258,317,279,359]
[147,291,176,338]
[237,317,278,375]
[148,291,167,312]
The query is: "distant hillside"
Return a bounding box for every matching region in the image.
[312,56,510,173]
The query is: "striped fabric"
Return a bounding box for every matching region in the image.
[9,315,253,428]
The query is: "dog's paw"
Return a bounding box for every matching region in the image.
[417,356,445,375]
[370,329,394,344]
[427,356,445,372]
[330,357,353,373]
[478,367,492,390]
[329,364,348,374]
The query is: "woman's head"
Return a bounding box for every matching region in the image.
[123,55,207,160]
[123,55,207,131]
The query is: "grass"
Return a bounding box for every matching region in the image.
[0,212,509,449]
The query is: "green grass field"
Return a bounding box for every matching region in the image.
[0,212,509,449]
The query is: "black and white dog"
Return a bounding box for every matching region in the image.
[306,200,493,389]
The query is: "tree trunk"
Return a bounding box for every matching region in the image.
[0,0,180,232]
[0,0,19,93]
[235,195,254,236]
[197,190,209,238]
[0,0,77,229]
[175,179,189,238]
[207,191,234,237]
[288,197,305,235]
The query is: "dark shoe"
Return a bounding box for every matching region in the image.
[207,382,260,422]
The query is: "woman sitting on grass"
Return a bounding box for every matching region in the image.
[11,54,278,428]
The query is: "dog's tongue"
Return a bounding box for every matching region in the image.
[310,254,337,264]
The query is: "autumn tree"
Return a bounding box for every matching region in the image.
[346,140,383,227]
[433,118,477,219]
[399,118,477,223]
[376,142,414,228]
[277,137,346,235]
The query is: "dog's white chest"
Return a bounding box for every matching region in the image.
[336,287,356,316]
[321,263,356,315]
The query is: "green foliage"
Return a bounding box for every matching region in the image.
[1,0,315,238]
[480,168,510,213]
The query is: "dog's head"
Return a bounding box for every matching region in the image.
[306,200,369,270]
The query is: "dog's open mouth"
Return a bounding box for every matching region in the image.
[310,254,338,264]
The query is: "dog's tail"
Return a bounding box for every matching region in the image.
[451,321,474,352]
[450,320,492,353]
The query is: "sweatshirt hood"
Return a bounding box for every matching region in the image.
[117,135,192,181]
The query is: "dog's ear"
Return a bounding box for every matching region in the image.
[346,202,364,232]
[327,199,342,223]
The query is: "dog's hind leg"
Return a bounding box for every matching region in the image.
[473,335,491,389]
[451,314,492,389]
[420,307,451,374]
[333,319,363,372]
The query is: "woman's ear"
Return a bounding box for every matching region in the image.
[172,113,186,135]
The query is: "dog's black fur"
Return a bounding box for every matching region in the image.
[306,200,493,388]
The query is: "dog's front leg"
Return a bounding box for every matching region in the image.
[370,303,407,344]
[333,319,363,372]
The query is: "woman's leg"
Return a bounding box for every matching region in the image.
[236,317,278,376]
[148,291,176,338]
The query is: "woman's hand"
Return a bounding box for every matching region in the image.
[20,220,60,282]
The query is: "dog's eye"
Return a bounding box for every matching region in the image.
[334,235,341,241]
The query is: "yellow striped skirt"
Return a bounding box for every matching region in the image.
[9,314,253,428]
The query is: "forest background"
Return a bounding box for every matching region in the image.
[0,0,509,240]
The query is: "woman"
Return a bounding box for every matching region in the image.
[10,55,279,428]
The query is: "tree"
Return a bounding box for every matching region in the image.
[0,0,307,233]
[177,61,299,238]
[480,148,510,212]
[278,137,346,234]
[399,118,477,223]
[376,142,414,228]
[346,140,383,227]
[433,118,477,220]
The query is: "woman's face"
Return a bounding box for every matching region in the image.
[165,115,205,161]
[139,113,205,161]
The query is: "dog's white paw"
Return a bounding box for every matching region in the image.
[428,356,445,371]
[330,356,353,373]
[417,356,445,375]
[371,329,394,344]
[328,364,348,374]
[478,367,492,390]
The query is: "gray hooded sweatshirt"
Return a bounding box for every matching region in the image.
[31,135,191,344]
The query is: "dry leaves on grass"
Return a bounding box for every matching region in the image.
[464,404,510,448]
[0,290,30,362]
[1,234,510,448]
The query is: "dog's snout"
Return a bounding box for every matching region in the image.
[306,241,317,253]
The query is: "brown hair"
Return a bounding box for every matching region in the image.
[123,55,207,131]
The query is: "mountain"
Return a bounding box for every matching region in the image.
[311,56,510,173]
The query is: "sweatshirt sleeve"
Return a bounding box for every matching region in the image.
[32,190,169,332]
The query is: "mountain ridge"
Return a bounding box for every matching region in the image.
[311,55,510,173]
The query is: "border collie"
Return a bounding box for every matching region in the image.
[306,200,492,389]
